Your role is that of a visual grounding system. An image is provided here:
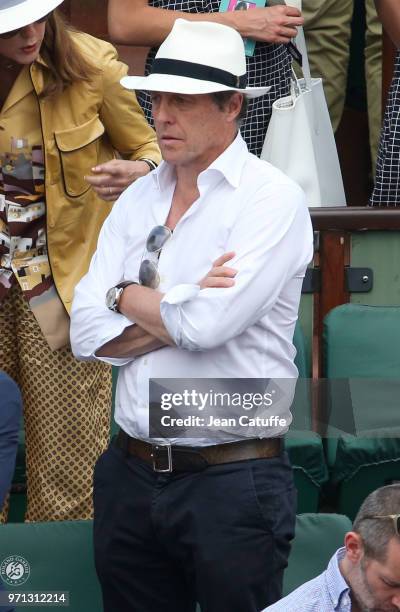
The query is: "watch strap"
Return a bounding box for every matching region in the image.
[138,158,158,172]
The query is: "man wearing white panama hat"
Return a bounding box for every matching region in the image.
[71,18,313,612]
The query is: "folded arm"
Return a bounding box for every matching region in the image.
[95,322,166,358]
[95,252,237,357]
[160,183,313,351]
[108,0,303,47]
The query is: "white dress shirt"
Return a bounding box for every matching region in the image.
[70,133,313,445]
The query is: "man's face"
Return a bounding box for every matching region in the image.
[151,92,241,172]
[349,538,400,611]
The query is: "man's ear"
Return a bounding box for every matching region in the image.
[344,531,364,564]
[226,93,244,123]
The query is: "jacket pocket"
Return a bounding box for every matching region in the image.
[55,114,105,198]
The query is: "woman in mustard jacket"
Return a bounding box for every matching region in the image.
[0,0,161,521]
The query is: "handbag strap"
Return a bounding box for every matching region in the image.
[294,26,312,91]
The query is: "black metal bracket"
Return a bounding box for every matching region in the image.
[302,268,321,294]
[345,267,373,293]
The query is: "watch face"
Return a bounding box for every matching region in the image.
[106,287,118,310]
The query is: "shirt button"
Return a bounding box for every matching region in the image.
[143,358,148,365]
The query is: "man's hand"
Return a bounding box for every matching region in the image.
[231,5,303,44]
[199,252,237,289]
[85,159,151,201]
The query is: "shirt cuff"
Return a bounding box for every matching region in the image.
[160,283,200,349]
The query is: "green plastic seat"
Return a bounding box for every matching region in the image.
[283,513,352,596]
[323,304,400,518]
[0,520,101,612]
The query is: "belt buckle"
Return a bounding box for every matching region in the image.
[151,442,172,473]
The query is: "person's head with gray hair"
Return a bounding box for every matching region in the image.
[340,484,400,611]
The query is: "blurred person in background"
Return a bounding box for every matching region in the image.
[0,0,160,522]
[302,0,382,170]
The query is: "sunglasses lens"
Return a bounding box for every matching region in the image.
[146,225,171,253]
[139,259,160,289]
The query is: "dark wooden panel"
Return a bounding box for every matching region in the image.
[66,1,148,74]
[310,207,400,231]
[69,0,108,38]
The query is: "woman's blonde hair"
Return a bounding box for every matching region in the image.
[39,9,99,98]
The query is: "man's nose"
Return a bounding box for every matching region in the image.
[153,100,174,123]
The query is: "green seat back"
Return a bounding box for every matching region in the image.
[283,513,352,596]
[287,324,328,512]
[323,304,400,517]
[324,304,400,378]
[0,520,101,612]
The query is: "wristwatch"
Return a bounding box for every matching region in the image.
[106,281,137,312]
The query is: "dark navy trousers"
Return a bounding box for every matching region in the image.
[0,371,22,612]
[93,440,296,612]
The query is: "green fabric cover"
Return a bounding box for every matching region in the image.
[324,304,400,378]
[323,304,400,489]
[293,322,309,378]
[0,520,101,612]
[287,324,328,505]
[286,431,328,487]
[283,513,352,596]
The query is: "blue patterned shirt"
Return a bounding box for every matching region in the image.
[264,548,352,611]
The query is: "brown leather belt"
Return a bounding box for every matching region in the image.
[116,429,283,473]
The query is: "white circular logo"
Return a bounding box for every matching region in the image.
[0,556,30,586]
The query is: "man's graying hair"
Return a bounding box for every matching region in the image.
[210,91,249,127]
[353,484,400,562]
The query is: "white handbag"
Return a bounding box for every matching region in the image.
[261,27,346,207]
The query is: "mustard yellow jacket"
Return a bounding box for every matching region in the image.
[28,33,160,312]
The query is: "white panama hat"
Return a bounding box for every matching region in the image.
[121,19,271,99]
[0,0,64,35]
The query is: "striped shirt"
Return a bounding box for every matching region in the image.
[263,548,352,611]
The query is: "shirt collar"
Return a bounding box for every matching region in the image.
[151,131,249,192]
[325,548,351,609]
